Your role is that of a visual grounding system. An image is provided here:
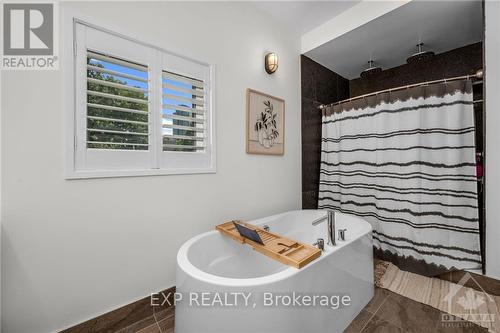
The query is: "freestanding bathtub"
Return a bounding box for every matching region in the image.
[175,210,373,333]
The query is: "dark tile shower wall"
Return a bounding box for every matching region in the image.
[349,42,483,96]
[301,55,350,209]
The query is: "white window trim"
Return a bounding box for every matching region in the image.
[63,18,216,179]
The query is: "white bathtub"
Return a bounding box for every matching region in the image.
[175,210,374,333]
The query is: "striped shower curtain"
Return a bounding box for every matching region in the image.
[318,80,481,276]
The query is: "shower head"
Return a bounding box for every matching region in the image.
[406,43,435,64]
[360,60,382,78]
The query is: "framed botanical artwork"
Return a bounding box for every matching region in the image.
[246,89,285,155]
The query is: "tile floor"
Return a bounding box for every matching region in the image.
[69,268,497,333]
[344,287,488,333]
[120,286,487,333]
[118,306,174,333]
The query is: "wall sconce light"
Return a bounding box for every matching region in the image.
[265,52,278,74]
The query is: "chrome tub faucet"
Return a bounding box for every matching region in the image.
[312,210,336,246]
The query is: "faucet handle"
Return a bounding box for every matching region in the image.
[338,229,347,241]
[313,238,325,251]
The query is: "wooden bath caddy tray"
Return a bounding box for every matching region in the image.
[216,221,321,269]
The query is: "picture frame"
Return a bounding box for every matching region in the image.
[246,88,285,155]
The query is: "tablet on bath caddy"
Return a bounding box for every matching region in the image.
[233,222,265,245]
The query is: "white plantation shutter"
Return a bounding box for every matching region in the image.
[162,71,206,152]
[158,51,214,171]
[70,21,215,178]
[86,51,150,150]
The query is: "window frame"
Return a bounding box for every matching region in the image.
[65,19,216,179]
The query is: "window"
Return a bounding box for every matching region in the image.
[86,51,150,151]
[162,71,205,152]
[69,21,215,178]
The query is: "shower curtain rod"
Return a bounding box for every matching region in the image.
[318,69,483,110]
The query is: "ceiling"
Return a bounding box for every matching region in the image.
[252,1,361,35]
[304,0,483,79]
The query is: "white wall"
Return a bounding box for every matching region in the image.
[0,2,302,332]
[485,0,500,280]
[301,0,410,54]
